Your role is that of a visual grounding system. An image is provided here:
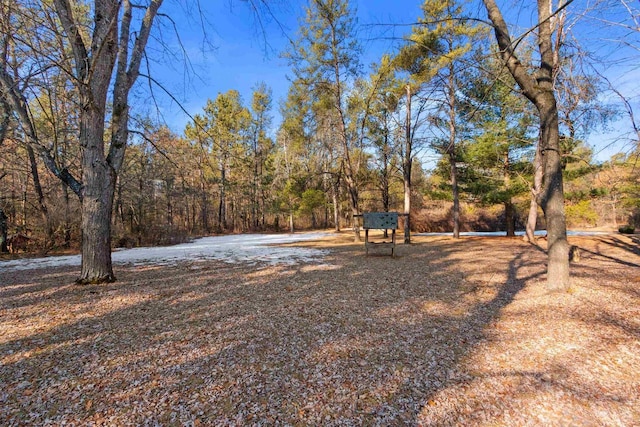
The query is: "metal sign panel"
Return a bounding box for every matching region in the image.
[363,212,398,229]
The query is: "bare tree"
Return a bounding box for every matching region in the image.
[0,0,162,283]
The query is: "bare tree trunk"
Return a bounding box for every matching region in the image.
[78,110,116,283]
[447,64,461,239]
[332,178,340,232]
[62,183,71,248]
[505,200,515,236]
[538,99,570,291]
[200,177,208,232]
[289,211,294,233]
[611,195,618,228]
[404,84,412,244]
[51,0,163,283]
[219,158,228,232]
[0,205,7,253]
[0,172,7,253]
[504,152,515,237]
[526,144,543,242]
[166,182,173,226]
[449,150,461,238]
[26,145,53,245]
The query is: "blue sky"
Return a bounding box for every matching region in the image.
[145,0,425,133]
[140,0,640,163]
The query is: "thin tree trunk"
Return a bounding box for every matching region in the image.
[26,145,53,245]
[504,152,515,237]
[332,178,340,232]
[166,182,173,226]
[526,144,542,242]
[219,158,227,232]
[447,64,461,239]
[62,182,71,248]
[0,219,6,252]
[289,211,294,233]
[0,206,7,253]
[404,84,412,244]
[449,150,461,238]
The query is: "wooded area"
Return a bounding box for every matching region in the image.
[0,0,639,286]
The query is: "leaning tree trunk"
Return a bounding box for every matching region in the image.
[482,0,570,291]
[26,145,53,245]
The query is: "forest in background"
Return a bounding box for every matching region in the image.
[1,0,639,255]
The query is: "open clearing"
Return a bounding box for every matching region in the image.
[1,233,639,425]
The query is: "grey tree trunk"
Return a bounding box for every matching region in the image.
[26,144,53,245]
[526,144,543,243]
[538,99,570,291]
[78,109,117,283]
[54,0,163,284]
[289,211,294,233]
[332,179,340,232]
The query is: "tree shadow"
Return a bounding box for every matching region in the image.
[0,236,636,424]
[571,235,640,268]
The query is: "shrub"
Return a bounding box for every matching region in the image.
[618,225,635,234]
[565,200,598,227]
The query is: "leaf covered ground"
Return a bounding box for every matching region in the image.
[1,233,639,426]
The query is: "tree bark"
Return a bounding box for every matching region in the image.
[538,98,570,291]
[404,84,412,244]
[526,144,543,242]
[447,63,461,239]
[54,0,163,284]
[26,145,53,245]
[0,172,6,252]
[332,176,340,232]
[505,200,515,237]
[449,150,461,238]
[78,108,117,283]
[0,207,7,253]
[504,152,515,237]
[289,211,294,233]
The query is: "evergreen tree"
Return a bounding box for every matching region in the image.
[285,0,366,240]
[395,0,484,238]
[459,49,536,236]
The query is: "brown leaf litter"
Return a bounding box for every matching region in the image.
[1,233,638,426]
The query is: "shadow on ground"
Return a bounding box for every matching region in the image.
[1,234,638,425]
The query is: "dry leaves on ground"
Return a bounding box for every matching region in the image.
[1,233,639,426]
